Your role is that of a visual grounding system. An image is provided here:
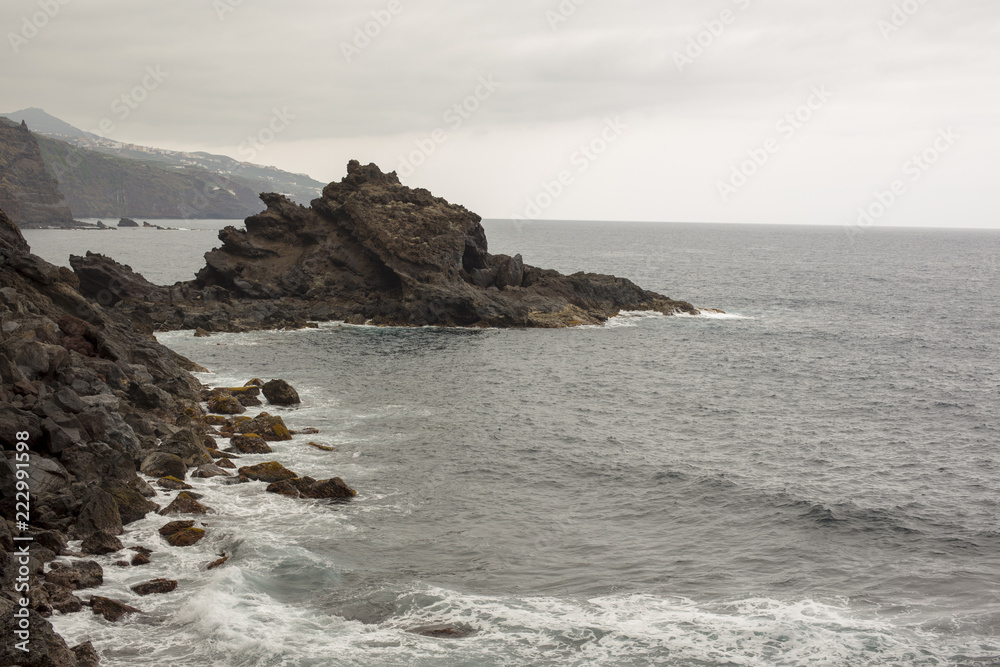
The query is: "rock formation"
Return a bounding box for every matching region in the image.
[70,160,701,330]
[0,118,78,228]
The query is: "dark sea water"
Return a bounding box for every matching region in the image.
[25,220,1000,666]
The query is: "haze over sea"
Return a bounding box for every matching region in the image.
[24,220,1000,666]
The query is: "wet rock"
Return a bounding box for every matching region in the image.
[411,624,478,638]
[158,520,195,536]
[159,492,211,515]
[105,484,159,525]
[204,385,261,407]
[130,578,178,596]
[44,560,103,590]
[238,461,298,483]
[206,554,230,570]
[90,595,142,622]
[207,392,245,415]
[262,379,300,405]
[244,378,265,387]
[72,641,101,667]
[71,487,123,539]
[81,531,124,556]
[140,452,187,480]
[191,463,231,479]
[131,552,151,566]
[194,327,211,337]
[156,476,193,491]
[227,433,273,454]
[307,442,335,452]
[215,457,237,469]
[158,429,213,467]
[41,581,84,614]
[0,608,79,666]
[245,413,292,441]
[165,527,205,547]
[266,476,357,500]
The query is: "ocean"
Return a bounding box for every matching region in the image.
[23,219,1000,666]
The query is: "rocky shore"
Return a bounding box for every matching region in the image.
[70,160,703,332]
[1,207,354,665]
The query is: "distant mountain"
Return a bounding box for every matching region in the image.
[0,117,78,228]
[0,108,324,211]
[0,107,98,141]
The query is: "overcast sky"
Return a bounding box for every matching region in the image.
[2,0,998,227]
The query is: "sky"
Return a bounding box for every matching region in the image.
[1,0,999,228]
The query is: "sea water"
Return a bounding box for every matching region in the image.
[23,220,1000,666]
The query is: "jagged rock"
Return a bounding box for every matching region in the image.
[266,476,356,500]
[44,561,103,590]
[0,608,79,665]
[207,392,245,415]
[238,462,298,483]
[41,581,84,614]
[140,452,187,480]
[227,434,272,454]
[81,531,124,555]
[215,457,236,469]
[131,552,151,566]
[130,578,177,596]
[158,429,213,466]
[118,217,139,227]
[65,160,701,331]
[262,379,300,405]
[204,385,261,407]
[90,596,142,622]
[105,484,158,525]
[159,492,211,515]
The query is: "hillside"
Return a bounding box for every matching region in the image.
[2,108,324,207]
[0,117,78,227]
[37,135,266,219]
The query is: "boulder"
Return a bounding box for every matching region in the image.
[131,552,151,566]
[105,484,159,525]
[118,217,139,227]
[159,492,211,515]
[156,476,193,491]
[44,561,103,590]
[90,596,141,622]
[266,476,356,500]
[0,609,79,666]
[238,461,298,483]
[72,487,123,539]
[227,434,272,454]
[245,413,292,441]
[165,527,205,547]
[140,452,187,480]
[158,429,213,466]
[41,581,84,614]
[158,520,195,536]
[191,463,231,479]
[207,393,245,415]
[130,578,178,596]
[81,531,124,555]
[262,379,300,405]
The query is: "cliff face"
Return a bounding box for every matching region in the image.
[0,118,76,228]
[71,160,700,330]
[37,136,264,220]
[1,204,208,663]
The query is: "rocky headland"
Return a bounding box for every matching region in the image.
[0,118,80,229]
[70,160,701,332]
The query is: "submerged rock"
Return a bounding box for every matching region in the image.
[90,596,141,622]
[130,578,178,596]
[266,476,356,500]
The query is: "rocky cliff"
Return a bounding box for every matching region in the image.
[71,160,699,330]
[0,119,77,228]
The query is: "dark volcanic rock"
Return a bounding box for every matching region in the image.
[238,461,298,483]
[130,578,178,596]
[227,434,273,454]
[159,492,211,515]
[81,530,124,555]
[165,527,205,547]
[45,561,103,590]
[90,596,142,622]
[262,379,300,405]
[118,217,139,227]
[266,475,356,500]
[69,160,701,330]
